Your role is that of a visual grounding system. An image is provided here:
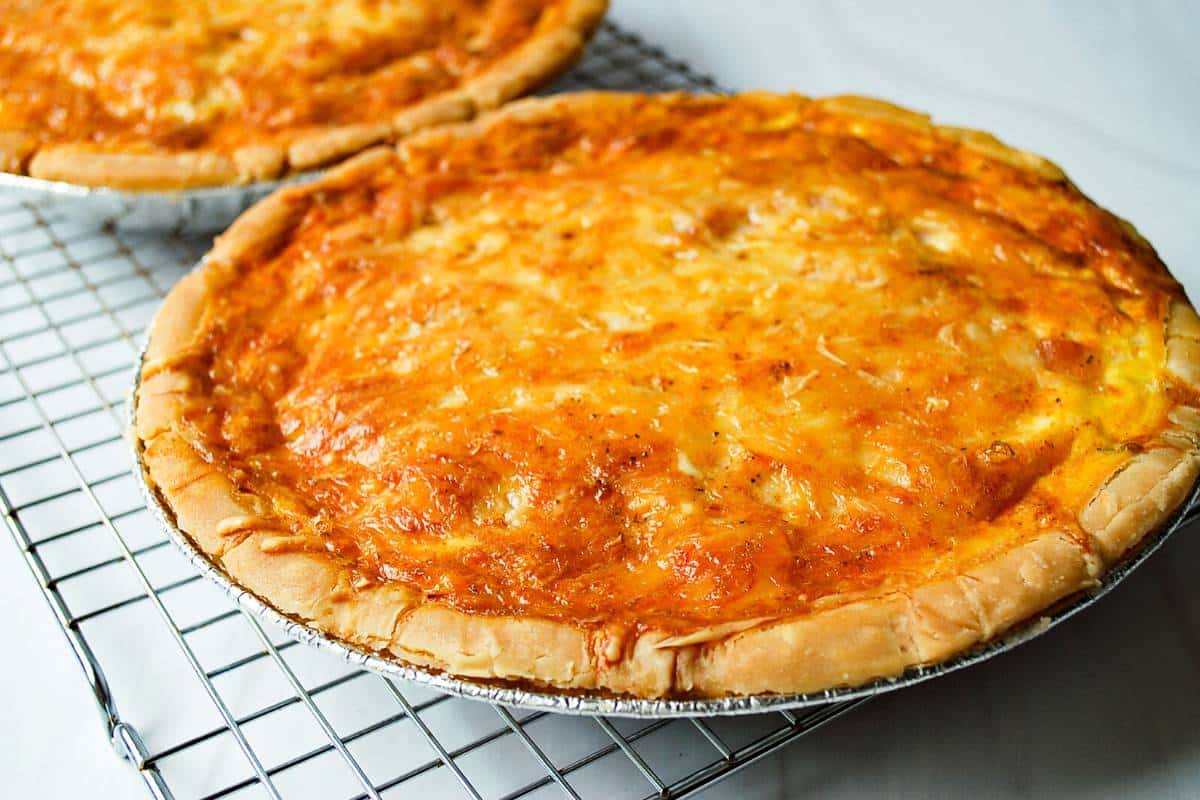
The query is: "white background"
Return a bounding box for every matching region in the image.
[3,1,1198,797]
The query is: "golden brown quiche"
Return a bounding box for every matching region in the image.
[135,92,1200,699]
[0,0,606,189]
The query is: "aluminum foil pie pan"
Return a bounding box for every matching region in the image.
[128,334,1200,718]
[0,171,319,234]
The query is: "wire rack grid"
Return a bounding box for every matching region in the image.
[0,23,870,800]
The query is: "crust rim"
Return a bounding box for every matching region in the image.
[134,91,1200,699]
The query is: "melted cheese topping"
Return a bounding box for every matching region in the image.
[184,94,1188,632]
[0,0,570,152]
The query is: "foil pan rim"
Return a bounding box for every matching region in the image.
[0,169,317,201]
[0,169,322,233]
[126,316,1199,718]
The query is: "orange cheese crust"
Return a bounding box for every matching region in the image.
[0,0,606,188]
[135,93,1200,698]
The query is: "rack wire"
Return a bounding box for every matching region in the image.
[0,23,875,800]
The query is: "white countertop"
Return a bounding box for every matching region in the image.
[3,2,1198,798]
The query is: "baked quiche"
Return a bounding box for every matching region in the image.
[135,92,1200,699]
[0,0,606,189]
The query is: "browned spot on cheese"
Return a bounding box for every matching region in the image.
[1037,337,1101,382]
[968,438,1070,521]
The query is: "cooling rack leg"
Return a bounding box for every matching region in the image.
[113,721,176,800]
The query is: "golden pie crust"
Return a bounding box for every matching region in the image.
[135,92,1200,699]
[0,0,606,189]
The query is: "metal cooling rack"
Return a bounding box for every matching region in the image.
[0,23,871,800]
